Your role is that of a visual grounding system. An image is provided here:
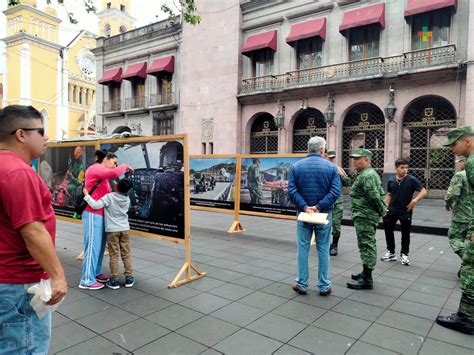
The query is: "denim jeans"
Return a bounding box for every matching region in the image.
[0,283,52,354]
[295,212,332,292]
[80,211,106,286]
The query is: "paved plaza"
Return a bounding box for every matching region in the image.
[50,208,472,354]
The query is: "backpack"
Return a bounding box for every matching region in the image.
[73,180,102,218]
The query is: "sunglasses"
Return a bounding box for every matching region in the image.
[10,128,45,136]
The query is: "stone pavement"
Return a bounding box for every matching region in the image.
[49,210,472,354]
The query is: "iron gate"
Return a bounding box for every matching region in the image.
[293,108,327,153]
[250,113,279,154]
[402,97,456,197]
[342,103,385,179]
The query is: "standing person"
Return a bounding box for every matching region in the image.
[84,178,135,289]
[445,156,471,277]
[381,159,428,266]
[437,126,474,335]
[0,105,68,353]
[347,148,387,290]
[288,136,341,296]
[326,151,350,256]
[79,152,132,290]
[247,158,264,204]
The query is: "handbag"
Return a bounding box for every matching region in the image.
[73,179,102,217]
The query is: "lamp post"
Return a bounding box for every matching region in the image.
[324,92,335,126]
[274,99,285,129]
[384,85,397,123]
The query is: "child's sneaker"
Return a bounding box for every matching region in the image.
[96,273,109,283]
[381,251,397,262]
[125,276,135,288]
[78,281,104,290]
[400,254,411,266]
[106,279,120,290]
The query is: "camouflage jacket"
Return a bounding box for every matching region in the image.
[445,170,471,223]
[350,166,387,221]
[465,153,474,236]
[247,164,261,187]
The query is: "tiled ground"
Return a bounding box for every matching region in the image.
[50,210,472,354]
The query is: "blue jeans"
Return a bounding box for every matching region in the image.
[0,283,52,354]
[80,211,106,286]
[295,212,332,292]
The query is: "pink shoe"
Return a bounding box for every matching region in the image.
[79,281,105,290]
[96,274,109,283]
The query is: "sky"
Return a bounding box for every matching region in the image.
[190,158,236,172]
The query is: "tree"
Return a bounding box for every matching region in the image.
[7,0,200,25]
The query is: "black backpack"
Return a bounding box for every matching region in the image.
[74,180,102,217]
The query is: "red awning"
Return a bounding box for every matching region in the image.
[98,67,122,85]
[241,30,277,56]
[147,55,175,75]
[286,17,326,45]
[404,0,457,17]
[122,62,147,80]
[339,3,385,32]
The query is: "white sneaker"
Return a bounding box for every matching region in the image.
[400,254,410,266]
[381,251,397,262]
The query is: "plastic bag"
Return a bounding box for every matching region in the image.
[27,279,64,319]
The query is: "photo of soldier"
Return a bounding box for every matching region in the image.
[240,157,301,216]
[101,140,185,238]
[190,158,236,210]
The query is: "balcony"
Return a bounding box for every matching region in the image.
[149,92,174,106]
[102,92,175,113]
[103,99,121,112]
[241,44,457,94]
[124,95,147,110]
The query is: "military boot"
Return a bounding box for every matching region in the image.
[347,266,373,290]
[330,235,340,256]
[436,295,474,335]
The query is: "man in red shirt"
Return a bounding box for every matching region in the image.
[0,105,67,353]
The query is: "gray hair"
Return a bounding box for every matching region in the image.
[308,136,326,153]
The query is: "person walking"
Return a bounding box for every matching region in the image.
[326,151,350,256]
[0,105,68,353]
[381,159,427,266]
[247,158,264,204]
[288,136,341,296]
[347,148,387,290]
[79,152,132,290]
[445,156,471,277]
[437,126,474,335]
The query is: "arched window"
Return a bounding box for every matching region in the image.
[104,23,111,37]
[78,88,83,105]
[119,25,127,33]
[292,108,326,153]
[250,113,278,154]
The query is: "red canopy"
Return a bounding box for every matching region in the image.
[98,67,122,85]
[241,30,277,56]
[339,3,385,32]
[404,0,457,17]
[122,62,147,80]
[286,17,326,45]
[147,55,175,75]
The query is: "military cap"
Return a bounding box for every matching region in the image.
[327,150,336,158]
[349,148,373,159]
[443,126,474,146]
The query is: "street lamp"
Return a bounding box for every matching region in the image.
[384,85,397,123]
[274,99,285,129]
[324,92,335,126]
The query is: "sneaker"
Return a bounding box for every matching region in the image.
[400,254,410,266]
[96,273,109,283]
[78,281,104,290]
[125,276,135,288]
[381,251,397,262]
[106,279,120,290]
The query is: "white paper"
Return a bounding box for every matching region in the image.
[297,212,329,225]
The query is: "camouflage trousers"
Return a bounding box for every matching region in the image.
[447,221,469,256]
[248,186,264,204]
[459,241,474,320]
[332,198,343,239]
[354,217,378,269]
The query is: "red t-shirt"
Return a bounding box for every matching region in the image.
[0,151,56,284]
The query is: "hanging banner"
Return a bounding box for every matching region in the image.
[189,155,237,211]
[39,143,97,218]
[100,136,185,240]
[240,155,305,217]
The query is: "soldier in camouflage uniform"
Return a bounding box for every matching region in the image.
[437,126,474,335]
[445,156,471,274]
[247,158,264,204]
[346,148,387,290]
[327,151,350,256]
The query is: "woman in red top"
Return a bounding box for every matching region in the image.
[79,152,132,290]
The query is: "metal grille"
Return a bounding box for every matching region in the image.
[342,103,385,180]
[293,108,327,153]
[250,114,278,154]
[402,97,456,197]
[153,113,174,136]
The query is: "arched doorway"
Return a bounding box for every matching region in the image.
[112,126,132,134]
[292,108,326,153]
[250,113,278,154]
[342,103,385,177]
[402,96,456,196]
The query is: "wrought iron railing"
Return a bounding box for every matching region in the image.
[149,91,174,106]
[124,95,147,110]
[241,45,457,93]
[103,99,121,112]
